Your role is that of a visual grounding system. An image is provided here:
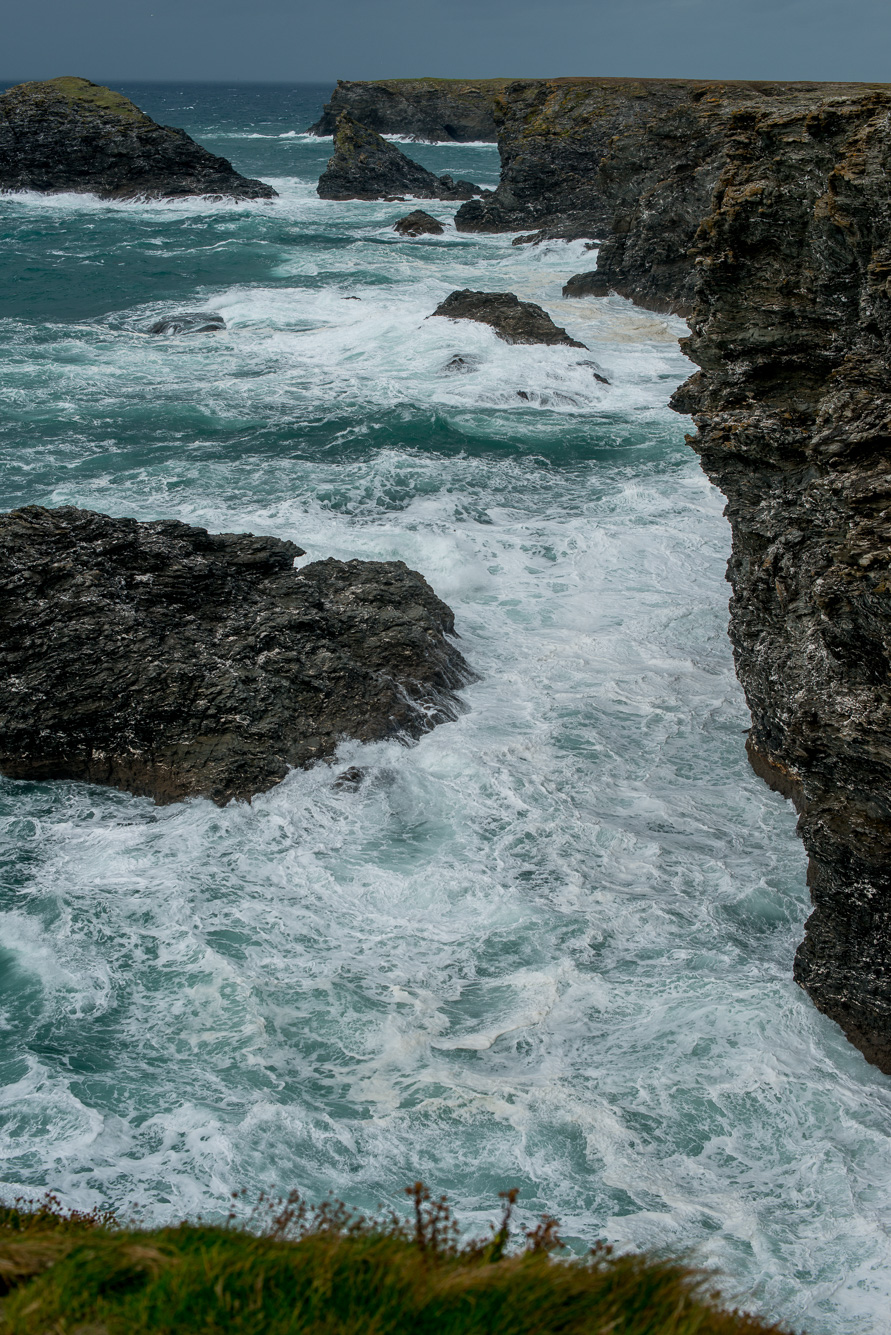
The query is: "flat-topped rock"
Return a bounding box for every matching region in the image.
[308,78,505,141]
[0,506,471,804]
[0,77,276,200]
[317,115,482,202]
[431,290,586,347]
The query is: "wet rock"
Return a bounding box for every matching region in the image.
[148,312,226,335]
[442,354,480,374]
[0,77,276,200]
[576,360,610,384]
[307,78,504,142]
[394,209,444,236]
[430,290,586,348]
[0,506,472,805]
[317,115,482,202]
[563,271,610,299]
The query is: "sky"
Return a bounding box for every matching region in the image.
[5,0,891,85]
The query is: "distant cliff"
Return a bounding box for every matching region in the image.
[0,77,276,200]
[308,78,508,141]
[446,76,891,1073]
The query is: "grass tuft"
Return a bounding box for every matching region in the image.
[0,1187,794,1334]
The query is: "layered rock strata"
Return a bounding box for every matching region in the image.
[671,90,891,1072]
[317,115,482,201]
[308,78,507,141]
[0,506,471,805]
[431,290,586,347]
[0,77,275,200]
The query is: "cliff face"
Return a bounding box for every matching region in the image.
[444,74,891,1072]
[672,91,891,1072]
[0,77,276,200]
[308,78,507,141]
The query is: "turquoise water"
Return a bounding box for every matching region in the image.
[2,82,891,1334]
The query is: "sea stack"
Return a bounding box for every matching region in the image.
[317,114,482,201]
[0,506,471,805]
[0,77,276,200]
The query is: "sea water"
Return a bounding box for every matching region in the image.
[1,83,891,1335]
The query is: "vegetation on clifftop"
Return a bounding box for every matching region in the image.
[0,1186,790,1334]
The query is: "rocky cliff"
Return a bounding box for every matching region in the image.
[0,77,276,200]
[308,78,508,141]
[0,507,471,805]
[446,75,891,1072]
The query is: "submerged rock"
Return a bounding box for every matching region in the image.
[148,312,226,335]
[0,77,276,200]
[430,290,586,348]
[0,506,472,804]
[394,209,444,236]
[317,115,482,202]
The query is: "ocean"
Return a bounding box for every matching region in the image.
[1,81,890,1334]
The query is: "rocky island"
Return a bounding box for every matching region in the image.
[0,77,276,199]
[0,506,471,804]
[308,77,507,141]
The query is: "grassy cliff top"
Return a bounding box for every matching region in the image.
[0,77,152,123]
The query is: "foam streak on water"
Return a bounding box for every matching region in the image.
[1,83,891,1335]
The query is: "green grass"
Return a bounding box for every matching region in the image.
[0,1186,792,1335]
[7,77,150,122]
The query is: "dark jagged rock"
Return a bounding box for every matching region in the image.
[308,78,506,141]
[394,209,444,236]
[669,89,891,1073]
[148,312,226,335]
[317,115,482,202]
[563,271,611,299]
[0,506,472,805]
[0,77,276,201]
[431,290,586,348]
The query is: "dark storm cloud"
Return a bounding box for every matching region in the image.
[4,0,891,84]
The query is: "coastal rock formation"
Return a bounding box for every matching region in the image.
[671,89,891,1073]
[0,506,471,804]
[431,290,586,347]
[308,78,505,141]
[148,312,226,335]
[563,271,610,299]
[0,77,276,200]
[394,209,444,236]
[317,115,482,201]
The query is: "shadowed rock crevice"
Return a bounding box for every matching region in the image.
[0,77,276,200]
[0,507,473,805]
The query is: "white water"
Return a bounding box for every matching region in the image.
[2,89,891,1334]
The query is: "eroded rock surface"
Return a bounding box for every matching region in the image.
[670,89,891,1072]
[431,290,586,347]
[317,115,482,201]
[0,77,276,200]
[308,78,505,141]
[0,506,471,804]
[148,312,226,335]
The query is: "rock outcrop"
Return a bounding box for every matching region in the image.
[0,77,276,200]
[148,312,226,335]
[0,506,471,805]
[670,89,891,1073]
[317,115,482,201]
[431,290,586,347]
[308,78,506,141]
[394,209,444,236]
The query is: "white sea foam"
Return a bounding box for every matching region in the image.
[2,152,891,1335]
